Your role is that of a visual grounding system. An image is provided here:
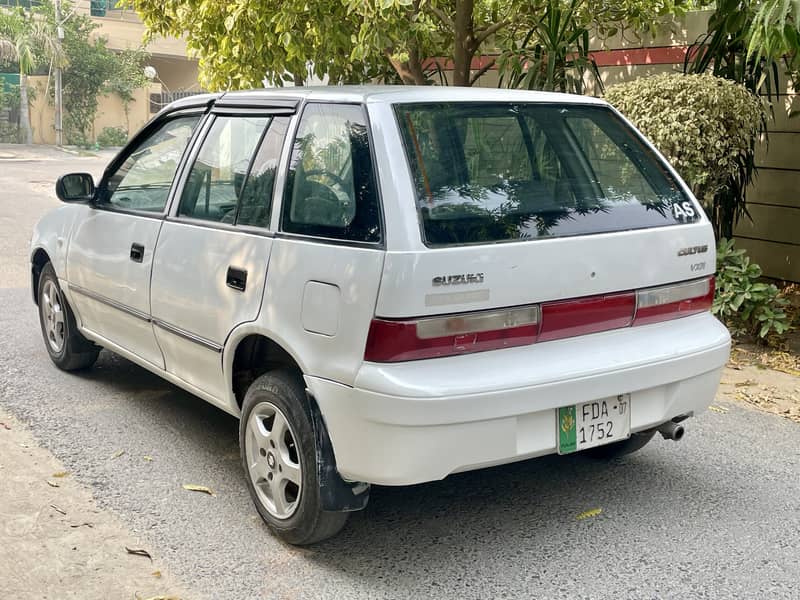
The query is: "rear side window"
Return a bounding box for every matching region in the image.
[178,115,269,223]
[282,103,381,243]
[395,103,697,247]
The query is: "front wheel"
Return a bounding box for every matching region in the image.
[37,263,99,371]
[239,370,348,545]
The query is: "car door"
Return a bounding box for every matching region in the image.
[67,113,203,368]
[149,107,292,401]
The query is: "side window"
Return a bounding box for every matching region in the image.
[236,116,289,228]
[282,103,381,243]
[103,115,200,212]
[177,115,269,223]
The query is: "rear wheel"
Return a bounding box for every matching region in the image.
[37,263,99,371]
[240,370,348,545]
[583,429,656,459]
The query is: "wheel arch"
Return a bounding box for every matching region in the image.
[31,247,53,305]
[225,326,308,412]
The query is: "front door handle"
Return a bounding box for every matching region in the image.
[226,266,247,292]
[130,243,144,263]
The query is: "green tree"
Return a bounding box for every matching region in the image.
[0,6,63,144]
[128,0,695,90]
[127,0,371,89]
[747,0,800,87]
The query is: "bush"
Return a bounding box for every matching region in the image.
[713,238,791,340]
[604,73,765,239]
[96,126,128,148]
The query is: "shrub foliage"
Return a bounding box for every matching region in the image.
[604,73,765,239]
[713,239,791,340]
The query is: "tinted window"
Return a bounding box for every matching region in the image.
[178,115,269,223]
[395,103,696,247]
[103,115,200,212]
[282,103,381,243]
[236,117,289,228]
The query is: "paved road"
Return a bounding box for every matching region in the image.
[2,148,800,599]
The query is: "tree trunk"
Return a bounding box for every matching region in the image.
[18,72,32,144]
[452,0,475,87]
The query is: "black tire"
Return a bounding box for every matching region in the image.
[239,369,348,545]
[583,429,656,459]
[37,263,100,371]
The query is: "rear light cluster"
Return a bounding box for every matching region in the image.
[364,276,714,363]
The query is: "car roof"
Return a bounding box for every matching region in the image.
[215,85,607,106]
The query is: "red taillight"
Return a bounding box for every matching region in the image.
[539,292,635,342]
[632,276,714,326]
[365,276,715,363]
[364,306,540,362]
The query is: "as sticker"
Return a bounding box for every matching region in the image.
[672,201,696,220]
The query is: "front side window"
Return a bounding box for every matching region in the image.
[395,103,696,247]
[177,115,270,223]
[282,103,381,243]
[103,115,200,213]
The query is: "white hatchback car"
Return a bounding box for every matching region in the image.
[32,86,730,544]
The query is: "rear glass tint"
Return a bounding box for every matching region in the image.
[394,103,698,246]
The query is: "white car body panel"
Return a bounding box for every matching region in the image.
[256,238,385,386]
[30,86,731,488]
[150,221,273,400]
[66,207,165,368]
[376,224,715,317]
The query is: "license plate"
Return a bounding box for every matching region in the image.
[557,395,631,454]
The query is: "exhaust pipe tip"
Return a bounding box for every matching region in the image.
[658,421,685,441]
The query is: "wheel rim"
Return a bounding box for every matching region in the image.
[245,402,303,520]
[41,280,66,353]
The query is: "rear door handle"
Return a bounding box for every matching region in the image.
[226,266,247,292]
[130,243,144,263]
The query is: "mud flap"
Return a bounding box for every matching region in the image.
[306,391,370,512]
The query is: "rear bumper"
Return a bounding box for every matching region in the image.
[307,313,730,486]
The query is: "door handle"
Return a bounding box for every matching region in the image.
[130,243,144,263]
[226,266,247,292]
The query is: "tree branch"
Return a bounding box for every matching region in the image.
[469,57,496,85]
[473,19,511,48]
[427,5,454,29]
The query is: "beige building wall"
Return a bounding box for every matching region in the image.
[28,75,161,146]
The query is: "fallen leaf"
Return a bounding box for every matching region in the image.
[125,547,152,561]
[709,405,729,413]
[52,471,69,478]
[576,508,602,520]
[734,380,756,388]
[143,455,153,462]
[182,484,215,496]
[50,504,67,515]
[46,480,59,488]
[110,449,126,460]
[151,570,162,578]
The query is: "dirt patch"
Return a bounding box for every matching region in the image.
[719,345,800,423]
[0,408,188,600]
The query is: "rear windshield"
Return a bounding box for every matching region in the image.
[394,103,698,247]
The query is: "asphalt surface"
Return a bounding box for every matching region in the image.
[2,147,800,599]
